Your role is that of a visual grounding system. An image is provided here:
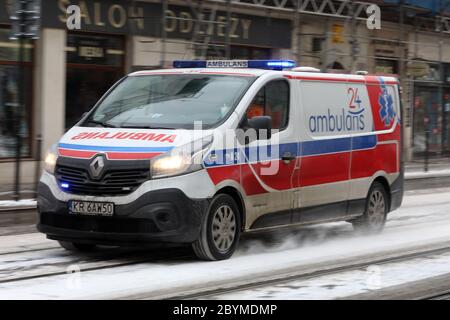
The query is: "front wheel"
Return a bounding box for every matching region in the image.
[192,194,241,261]
[352,182,388,234]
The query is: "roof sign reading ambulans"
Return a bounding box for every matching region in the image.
[173,60,296,70]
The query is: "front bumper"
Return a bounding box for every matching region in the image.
[37,183,209,246]
[390,166,404,212]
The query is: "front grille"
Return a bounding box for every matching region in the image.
[55,165,149,196]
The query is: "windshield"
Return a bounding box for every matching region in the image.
[83,74,255,129]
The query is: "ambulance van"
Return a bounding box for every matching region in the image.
[37,60,404,260]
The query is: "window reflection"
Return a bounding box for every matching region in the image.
[0,28,32,158]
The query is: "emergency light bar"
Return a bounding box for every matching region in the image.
[173,60,296,70]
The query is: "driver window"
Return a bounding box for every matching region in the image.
[246,80,289,130]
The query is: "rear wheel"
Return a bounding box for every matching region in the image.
[58,241,96,252]
[352,182,388,234]
[192,194,241,261]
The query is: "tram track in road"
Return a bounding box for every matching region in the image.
[2,221,450,299]
[426,292,450,300]
[1,188,450,299]
[0,207,36,214]
[418,291,450,300]
[0,208,38,237]
[0,245,193,285]
[135,242,450,300]
[2,215,450,289]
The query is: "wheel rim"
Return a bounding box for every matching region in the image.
[367,190,386,228]
[212,205,236,253]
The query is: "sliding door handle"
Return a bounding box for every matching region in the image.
[282,152,296,163]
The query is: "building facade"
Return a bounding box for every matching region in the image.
[0,0,449,192]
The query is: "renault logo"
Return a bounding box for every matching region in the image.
[90,155,105,178]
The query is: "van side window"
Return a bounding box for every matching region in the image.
[246,80,289,130]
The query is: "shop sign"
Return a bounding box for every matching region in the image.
[331,24,345,44]
[372,39,402,57]
[73,37,106,63]
[36,0,292,48]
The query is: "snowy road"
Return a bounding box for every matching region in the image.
[1,188,450,299]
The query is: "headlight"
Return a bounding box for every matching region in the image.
[150,136,213,179]
[44,145,59,174]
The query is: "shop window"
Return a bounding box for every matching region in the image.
[65,33,124,129]
[413,87,442,155]
[0,28,33,158]
[205,45,271,60]
[414,63,441,82]
[327,61,345,70]
[230,46,271,60]
[443,91,450,153]
[375,58,398,75]
[246,80,289,130]
[0,29,33,62]
[312,37,323,53]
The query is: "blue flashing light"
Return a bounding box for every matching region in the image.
[265,61,296,69]
[249,60,296,70]
[60,183,69,189]
[173,60,296,71]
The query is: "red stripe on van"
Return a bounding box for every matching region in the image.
[291,76,361,83]
[58,149,97,159]
[133,71,256,77]
[299,152,351,187]
[199,71,256,77]
[106,152,162,160]
[285,75,398,85]
[58,148,163,161]
[351,143,398,179]
[207,142,400,193]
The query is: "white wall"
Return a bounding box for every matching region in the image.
[409,33,450,62]
[34,28,66,158]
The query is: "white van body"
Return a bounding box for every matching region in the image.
[37,63,403,260]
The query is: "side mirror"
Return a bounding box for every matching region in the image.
[238,115,272,145]
[248,116,272,140]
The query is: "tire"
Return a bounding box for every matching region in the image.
[58,241,96,252]
[352,182,388,235]
[192,194,241,261]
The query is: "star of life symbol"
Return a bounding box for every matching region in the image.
[378,80,396,127]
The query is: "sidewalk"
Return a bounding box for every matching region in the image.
[1,160,450,211]
[405,159,450,179]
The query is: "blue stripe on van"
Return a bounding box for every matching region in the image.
[351,135,378,151]
[204,135,378,167]
[301,137,351,157]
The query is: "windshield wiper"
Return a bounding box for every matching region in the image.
[87,119,118,128]
[120,125,175,130]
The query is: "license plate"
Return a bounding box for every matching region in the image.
[68,200,114,216]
